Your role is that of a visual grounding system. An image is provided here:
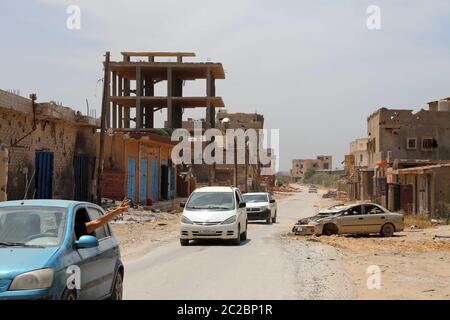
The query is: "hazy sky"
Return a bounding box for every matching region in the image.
[1,1,450,171]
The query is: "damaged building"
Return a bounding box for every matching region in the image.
[0,89,98,202]
[291,156,333,182]
[346,97,450,219]
[179,110,272,192]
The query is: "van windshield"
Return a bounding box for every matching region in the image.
[0,207,67,248]
[186,192,235,210]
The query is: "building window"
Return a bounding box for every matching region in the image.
[407,138,417,150]
[422,137,435,151]
[359,154,363,163]
[323,163,329,170]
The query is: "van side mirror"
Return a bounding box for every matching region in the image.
[180,202,185,208]
[239,202,246,208]
[76,235,99,249]
[270,199,276,203]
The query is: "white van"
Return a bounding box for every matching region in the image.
[179,186,248,246]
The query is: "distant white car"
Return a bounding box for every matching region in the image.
[243,192,277,224]
[179,186,248,246]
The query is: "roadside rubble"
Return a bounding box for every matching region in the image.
[101,198,183,225]
[100,198,183,259]
[271,185,302,193]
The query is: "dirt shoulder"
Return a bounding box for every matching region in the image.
[290,196,450,299]
[111,208,181,261]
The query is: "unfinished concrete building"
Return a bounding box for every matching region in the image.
[0,89,98,201]
[106,52,225,130]
[99,52,226,202]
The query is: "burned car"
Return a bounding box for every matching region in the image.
[292,203,404,237]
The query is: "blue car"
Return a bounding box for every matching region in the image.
[0,200,124,300]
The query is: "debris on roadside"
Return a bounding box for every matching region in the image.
[271,185,302,193]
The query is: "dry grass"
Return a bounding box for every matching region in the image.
[404,215,434,229]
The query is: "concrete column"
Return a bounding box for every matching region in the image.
[124,76,130,128]
[112,71,117,129]
[166,67,173,128]
[136,66,142,129]
[206,68,215,129]
[118,75,123,129]
[173,78,183,128]
[144,78,154,128]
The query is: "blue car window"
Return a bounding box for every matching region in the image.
[0,207,67,247]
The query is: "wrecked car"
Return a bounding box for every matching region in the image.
[292,203,404,237]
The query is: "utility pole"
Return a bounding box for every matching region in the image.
[96,51,110,204]
[234,137,238,188]
[244,143,248,193]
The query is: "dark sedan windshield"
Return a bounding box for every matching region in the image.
[186,192,235,210]
[0,207,67,247]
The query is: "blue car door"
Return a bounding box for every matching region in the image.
[74,206,117,299]
[86,206,117,298]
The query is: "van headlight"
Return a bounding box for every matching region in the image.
[10,269,54,291]
[181,216,193,224]
[221,216,236,225]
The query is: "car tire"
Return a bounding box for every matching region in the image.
[109,271,123,300]
[61,289,77,300]
[240,222,247,241]
[272,211,277,224]
[266,212,272,224]
[380,223,395,237]
[323,223,338,236]
[180,239,189,246]
[233,225,241,245]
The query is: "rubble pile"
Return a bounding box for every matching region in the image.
[271,185,302,193]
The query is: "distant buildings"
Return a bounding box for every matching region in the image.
[291,156,333,181]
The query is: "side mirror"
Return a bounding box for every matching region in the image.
[76,235,99,249]
[180,202,185,208]
[270,199,276,203]
[239,202,246,208]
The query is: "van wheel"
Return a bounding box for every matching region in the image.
[240,222,247,241]
[61,289,77,300]
[272,211,277,223]
[109,271,123,300]
[381,223,395,237]
[266,213,272,224]
[233,225,241,245]
[180,239,189,246]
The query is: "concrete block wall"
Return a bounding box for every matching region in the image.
[0,90,97,201]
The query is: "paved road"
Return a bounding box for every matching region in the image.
[123,193,357,299]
